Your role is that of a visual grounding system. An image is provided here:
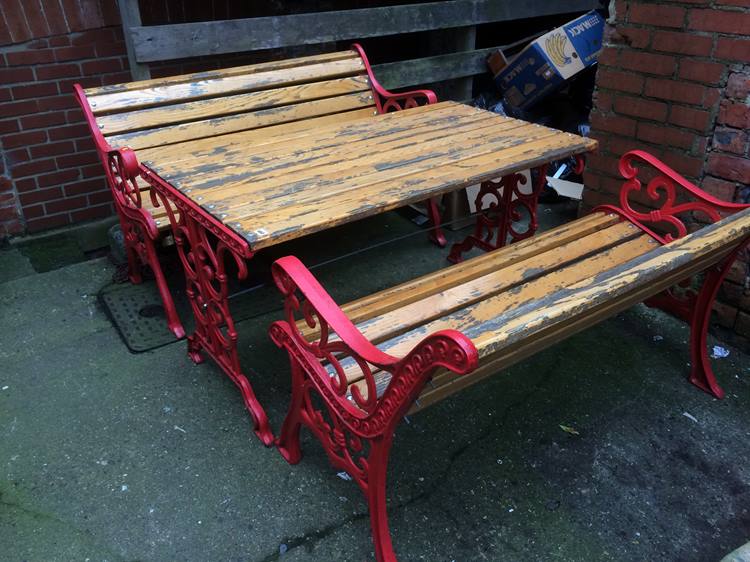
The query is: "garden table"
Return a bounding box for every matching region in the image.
[138,100,597,443]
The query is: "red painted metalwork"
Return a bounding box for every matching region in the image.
[73,84,184,339]
[353,43,446,247]
[593,149,750,399]
[448,164,549,262]
[269,255,478,562]
[142,167,273,445]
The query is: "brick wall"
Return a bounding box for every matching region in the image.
[583,0,750,347]
[0,0,126,236]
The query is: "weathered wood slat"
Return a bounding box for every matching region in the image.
[129,0,599,62]
[91,57,366,114]
[347,233,658,395]
[160,107,514,190]
[230,130,594,249]
[108,92,376,150]
[154,103,483,180]
[85,51,358,97]
[137,102,446,167]
[97,76,372,135]
[411,210,750,410]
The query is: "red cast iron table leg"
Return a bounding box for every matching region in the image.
[143,169,274,446]
[448,163,550,263]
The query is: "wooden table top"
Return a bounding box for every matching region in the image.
[140,101,597,251]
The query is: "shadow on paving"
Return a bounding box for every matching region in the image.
[0,203,748,562]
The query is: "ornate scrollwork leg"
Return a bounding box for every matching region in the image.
[148,187,274,445]
[105,149,185,338]
[593,149,750,398]
[448,165,548,263]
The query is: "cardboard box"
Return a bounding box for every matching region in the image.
[495,10,604,109]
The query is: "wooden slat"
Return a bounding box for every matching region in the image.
[199,116,550,210]
[107,92,376,150]
[90,57,366,114]
[161,106,513,191]
[97,75,371,135]
[317,212,619,334]
[129,0,599,63]
[412,211,750,411]
[85,51,358,97]
[136,102,447,168]
[231,130,595,249]
[347,233,658,396]
[117,0,149,81]
[354,221,644,345]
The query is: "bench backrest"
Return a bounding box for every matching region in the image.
[80,49,376,152]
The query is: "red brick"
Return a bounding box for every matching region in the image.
[617,26,651,49]
[717,0,750,6]
[713,127,748,155]
[58,76,101,93]
[587,153,621,176]
[95,41,126,58]
[0,67,34,83]
[702,176,738,201]
[87,190,112,205]
[48,123,90,141]
[660,151,705,178]
[22,204,45,220]
[689,8,750,34]
[6,49,55,66]
[26,214,71,233]
[718,101,750,129]
[74,137,95,152]
[6,148,29,164]
[101,71,132,86]
[48,36,71,48]
[614,96,668,121]
[70,28,116,46]
[64,179,107,197]
[590,111,638,137]
[45,195,87,214]
[0,99,40,117]
[0,88,10,102]
[716,38,750,63]
[598,47,619,66]
[12,158,56,178]
[0,119,20,134]
[30,141,76,159]
[11,82,59,100]
[81,58,122,76]
[35,63,81,80]
[670,105,712,132]
[678,60,725,85]
[20,111,67,130]
[56,151,97,169]
[630,4,686,28]
[71,203,113,222]
[727,73,750,100]
[80,164,103,179]
[707,153,750,183]
[620,50,676,76]
[53,45,97,62]
[18,187,63,206]
[36,95,76,111]
[0,207,22,222]
[597,69,643,94]
[2,130,47,149]
[37,169,79,188]
[14,178,37,192]
[644,78,706,105]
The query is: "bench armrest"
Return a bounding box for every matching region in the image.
[594,149,750,244]
[352,43,438,112]
[270,256,477,424]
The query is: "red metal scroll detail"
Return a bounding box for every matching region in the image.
[448,165,549,263]
[73,84,184,339]
[594,150,748,244]
[352,43,446,247]
[270,255,477,562]
[147,180,273,446]
[593,149,750,399]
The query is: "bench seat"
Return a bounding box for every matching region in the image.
[268,150,750,562]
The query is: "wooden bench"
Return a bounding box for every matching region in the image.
[268,150,750,562]
[74,45,444,339]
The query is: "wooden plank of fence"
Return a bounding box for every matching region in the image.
[128,0,599,63]
[118,0,150,80]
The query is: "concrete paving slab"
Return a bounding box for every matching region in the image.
[1,209,748,562]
